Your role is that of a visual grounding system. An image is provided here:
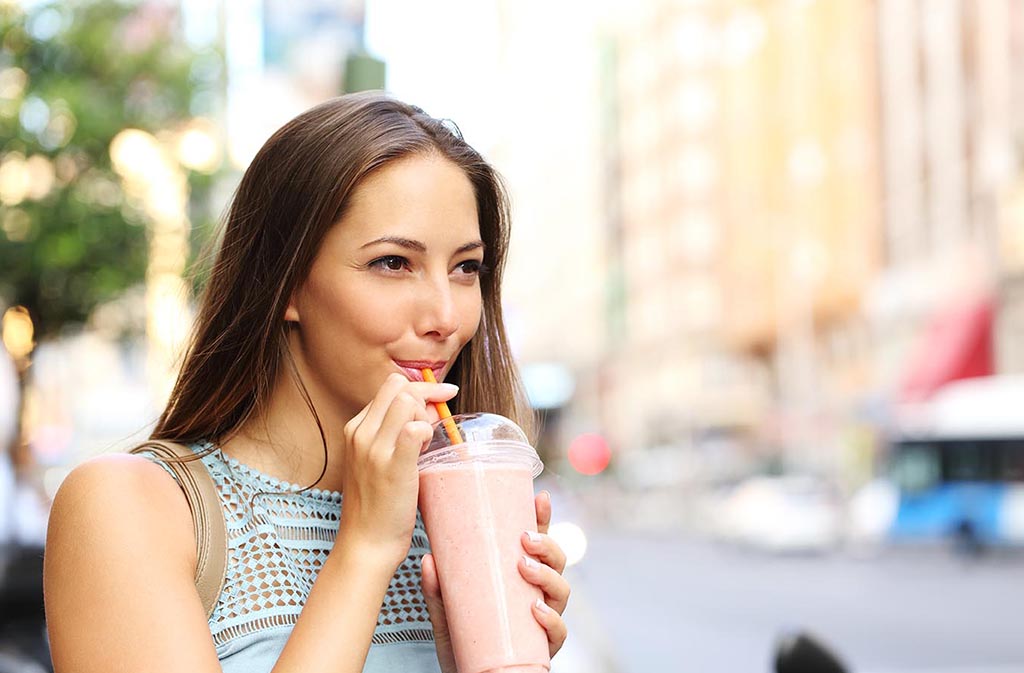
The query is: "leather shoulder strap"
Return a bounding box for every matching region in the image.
[130,440,227,618]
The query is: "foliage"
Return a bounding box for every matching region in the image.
[0,0,223,339]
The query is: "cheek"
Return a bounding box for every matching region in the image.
[306,280,406,349]
[336,290,408,346]
[459,291,483,341]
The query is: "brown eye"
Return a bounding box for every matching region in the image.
[455,260,486,275]
[370,255,409,272]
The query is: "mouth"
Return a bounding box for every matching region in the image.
[394,360,449,382]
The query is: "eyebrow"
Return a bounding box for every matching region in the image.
[360,236,486,255]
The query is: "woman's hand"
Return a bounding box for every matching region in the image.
[336,373,457,566]
[518,490,571,654]
[421,490,571,672]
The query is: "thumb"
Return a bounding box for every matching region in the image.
[420,553,446,617]
[421,554,456,671]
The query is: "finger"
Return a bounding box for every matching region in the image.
[535,491,552,535]
[395,419,433,463]
[521,531,567,575]
[403,380,460,403]
[358,373,411,437]
[420,553,443,602]
[531,597,568,657]
[373,392,430,460]
[519,556,570,614]
[420,554,458,672]
[367,379,459,429]
[343,403,371,442]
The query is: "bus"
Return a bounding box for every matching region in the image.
[886,376,1024,547]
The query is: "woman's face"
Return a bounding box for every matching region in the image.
[285,153,485,424]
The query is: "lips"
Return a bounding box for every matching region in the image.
[394,360,448,382]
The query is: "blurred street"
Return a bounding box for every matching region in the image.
[559,526,1024,673]
[7,1,1024,671]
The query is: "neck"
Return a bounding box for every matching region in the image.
[220,364,349,493]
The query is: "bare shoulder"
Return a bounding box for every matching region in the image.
[47,453,194,554]
[51,451,186,499]
[44,454,219,672]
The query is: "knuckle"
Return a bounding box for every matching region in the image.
[549,575,568,597]
[367,447,389,468]
[556,578,571,601]
[395,392,423,415]
[401,421,431,445]
[352,426,374,452]
[395,391,417,407]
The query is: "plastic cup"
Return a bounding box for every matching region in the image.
[417,413,550,673]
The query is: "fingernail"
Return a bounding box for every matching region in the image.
[439,383,459,393]
[525,530,542,544]
[534,597,552,613]
[523,555,540,569]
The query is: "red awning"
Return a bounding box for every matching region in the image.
[899,294,995,403]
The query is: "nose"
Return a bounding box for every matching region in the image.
[415,275,460,340]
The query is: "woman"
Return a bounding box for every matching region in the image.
[43,92,570,673]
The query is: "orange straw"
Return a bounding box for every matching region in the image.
[422,368,464,445]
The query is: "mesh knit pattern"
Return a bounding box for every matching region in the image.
[145,443,435,650]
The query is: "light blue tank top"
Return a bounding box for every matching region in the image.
[143,442,442,673]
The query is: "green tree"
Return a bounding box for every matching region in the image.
[0,0,224,477]
[0,0,222,340]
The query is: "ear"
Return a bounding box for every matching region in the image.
[284,295,300,323]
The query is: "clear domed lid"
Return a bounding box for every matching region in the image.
[417,412,543,478]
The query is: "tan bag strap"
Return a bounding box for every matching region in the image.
[130,440,226,618]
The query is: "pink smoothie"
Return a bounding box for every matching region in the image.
[419,462,550,673]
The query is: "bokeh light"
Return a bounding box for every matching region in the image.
[176,118,221,173]
[568,432,612,476]
[109,128,165,182]
[548,521,587,568]
[0,151,28,205]
[2,305,35,361]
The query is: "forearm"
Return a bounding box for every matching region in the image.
[271,541,399,673]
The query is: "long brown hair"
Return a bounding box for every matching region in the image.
[152,92,533,452]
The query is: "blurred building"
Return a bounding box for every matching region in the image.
[478,1,610,457]
[870,0,1020,404]
[349,0,1024,487]
[214,0,375,168]
[524,0,1024,486]
[589,0,881,476]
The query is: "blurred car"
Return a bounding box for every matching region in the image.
[845,477,899,551]
[712,474,843,553]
